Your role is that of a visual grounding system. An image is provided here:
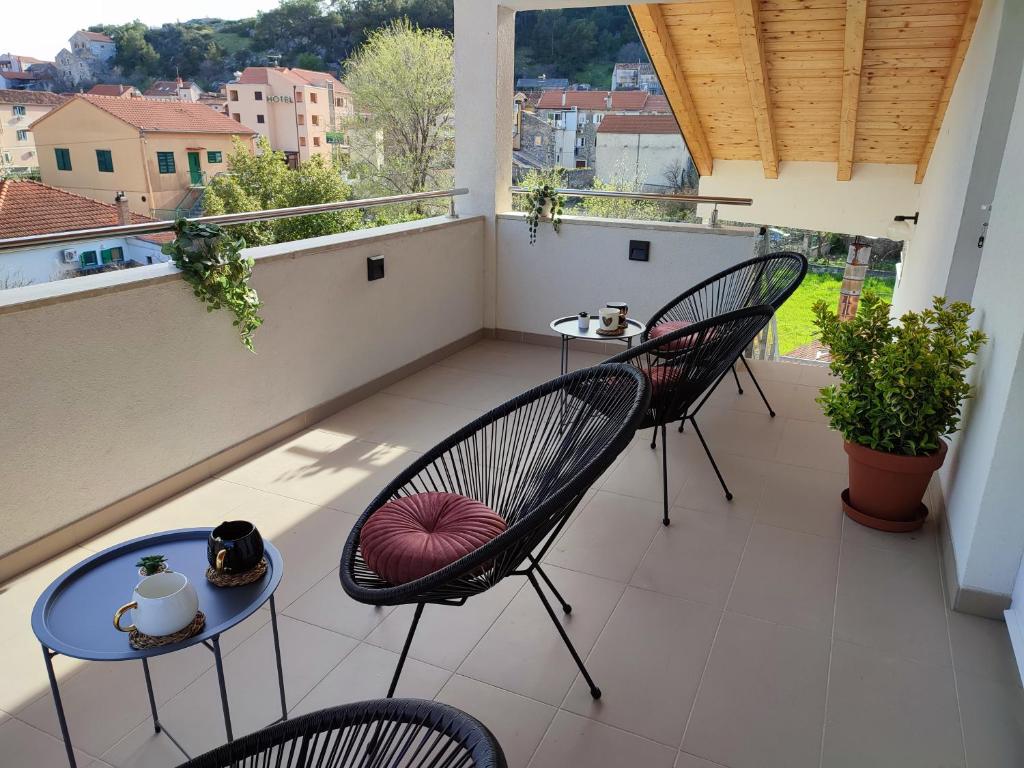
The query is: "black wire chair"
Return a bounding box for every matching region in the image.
[177,699,506,768]
[644,252,808,425]
[607,305,776,524]
[341,364,651,700]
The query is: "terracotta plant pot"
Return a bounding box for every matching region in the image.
[842,440,947,532]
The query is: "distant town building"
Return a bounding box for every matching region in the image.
[0,70,52,91]
[144,78,202,102]
[0,54,49,74]
[30,94,256,217]
[595,113,692,191]
[515,76,570,91]
[0,180,170,285]
[226,67,353,166]
[0,89,66,175]
[87,83,142,98]
[611,62,662,94]
[56,31,116,86]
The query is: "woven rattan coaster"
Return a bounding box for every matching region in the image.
[596,327,626,337]
[205,557,268,588]
[129,611,206,650]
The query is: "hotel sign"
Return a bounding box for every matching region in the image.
[267,95,293,103]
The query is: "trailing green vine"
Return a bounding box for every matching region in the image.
[525,184,563,245]
[162,219,263,352]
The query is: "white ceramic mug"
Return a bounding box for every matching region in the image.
[598,308,619,331]
[114,571,199,637]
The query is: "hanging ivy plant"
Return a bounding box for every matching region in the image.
[525,184,563,245]
[162,219,263,352]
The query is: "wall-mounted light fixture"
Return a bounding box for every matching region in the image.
[887,211,919,240]
[893,212,919,225]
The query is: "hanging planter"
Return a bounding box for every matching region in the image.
[525,184,563,245]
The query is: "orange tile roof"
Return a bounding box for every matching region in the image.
[236,66,349,92]
[291,68,350,93]
[77,30,114,43]
[536,90,653,111]
[643,95,670,114]
[87,83,137,97]
[596,114,681,135]
[45,94,256,134]
[0,88,66,106]
[0,180,153,239]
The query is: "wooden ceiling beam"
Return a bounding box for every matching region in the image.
[916,0,983,183]
[837,0,867,181]
[733,0,779,178]
[630,4,714,176]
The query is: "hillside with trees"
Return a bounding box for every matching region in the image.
[83,0,644,92]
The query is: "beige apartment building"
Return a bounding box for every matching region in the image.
[0,89,65,175]
[30,94,255,216]
[226,67,353,166]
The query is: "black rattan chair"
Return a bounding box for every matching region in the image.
[177,699,506,768]
[607,306,776,524]
[341,364,651,700]
[644,252,808,425]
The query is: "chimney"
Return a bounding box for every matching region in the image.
[605,93,612,109]
[114,191,130,224]
[176,75,184,88]
[561,91,566,107]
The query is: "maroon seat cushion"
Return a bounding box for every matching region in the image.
[649,320,704,351]
[359,492,507,585]
[643,365,682,396]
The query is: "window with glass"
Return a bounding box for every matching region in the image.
[16,129,28,141]
[254,90,263,101]
[313,136,321,146]
[299,136,306,147]
[207,151,222,163]
[295,92,303,102]
[55,147,72,171]
[79,250,98,268]
[96,149,114,172]
[297,114,304,125]
[233,113,241,122]
[156,151,175,174]
[13,105,26,116]
[256,114,265,124]
[229,90,238,101]
[101,247,124,264]
[311,115,319,126]
[309,92,317,104]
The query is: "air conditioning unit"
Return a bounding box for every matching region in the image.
[61,249,78,264]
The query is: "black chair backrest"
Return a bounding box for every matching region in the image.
[179,699,506,768]
[609,305,776,426]
[341,364,650,606]
[646,252,808,334]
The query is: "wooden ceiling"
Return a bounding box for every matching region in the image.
[631,0,983,182]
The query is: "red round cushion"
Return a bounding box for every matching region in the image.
[649,320,703,351]
[359,492,507,585]
[644,365,682,395]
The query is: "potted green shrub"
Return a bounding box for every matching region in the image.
[813,293,986,531]
[136,554,169,577]
[525,184,562,245]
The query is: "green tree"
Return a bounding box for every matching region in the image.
[203,137,359,245]
[109,21,161,79]
[343,20,454,199]
[296,52,327,71]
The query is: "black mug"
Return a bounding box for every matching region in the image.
[208,521,264,573]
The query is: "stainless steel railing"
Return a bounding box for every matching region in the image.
[0,188,469,253]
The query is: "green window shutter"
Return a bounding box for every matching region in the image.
[96,149,113,173]
[55,148,72,171]
[157,152,176,174]
[206,151,222,163]
[101,248,113,264]
[79,250,98,267]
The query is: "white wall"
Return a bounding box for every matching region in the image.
[496,213,756,335]
[0,216,484,558]
[697,160,919,237]
[0,236,168,286]
[595,131,688,189]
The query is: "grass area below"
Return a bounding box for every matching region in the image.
[775,271,895,355]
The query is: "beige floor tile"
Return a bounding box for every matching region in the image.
[841,511,939,553]
[947,611,1022,685]
[315,393,482,452]
[528,711,676,768]
[544,491,664,583]
[458,566,625,706]
[682,612,830,768]
[727,523,839,634]
[437,341,567,384]
[0,621,87,716]
[957,671,1024,768]
[691,408,784,463]
[0,717,99,767]
[600,437,696,506]
[674,452,770,517]
[219,430,420,515]
[434,675,556,768]
[675,751,727,768]
[741,359,808,385]
[774,418,847,472]
[100,720,192,768]
[796,363,836,388]
[365,577,524,670]
[384,363,539,412]
[755,463,845,540]
[835,539,951,666]
[283,571,394,640]
[706,376,825,424]
[563,587,720,746]
[0,708,8,726]
[821,640,964,768]
[290,642,449,716]
[631,507,751,607]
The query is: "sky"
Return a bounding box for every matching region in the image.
[2,0,280,61]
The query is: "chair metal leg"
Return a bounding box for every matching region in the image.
[387,603,424,698]
[661,423,670,525]
[731,363,744,395]
[527,572,601,699]
[531,559,572,613]
[739,356,775,417]
[690,417,733,501]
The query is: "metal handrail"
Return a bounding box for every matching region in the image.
[0,188,469,253]
[509,186,753,206]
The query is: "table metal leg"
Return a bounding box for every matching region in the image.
[560,335,569,376]
[42,646,76,768]
[211,635,233,742]
[141,657,161,734]
[269,594,288,721]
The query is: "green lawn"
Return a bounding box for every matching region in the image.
[775,271,895,355]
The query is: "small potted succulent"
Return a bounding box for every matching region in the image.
[136,554,170,578]
[813,293,986,531]
[525,184,563,245]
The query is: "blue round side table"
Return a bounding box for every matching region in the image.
[31,528,286,767]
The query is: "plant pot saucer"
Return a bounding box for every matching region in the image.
[841,488,928,533]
